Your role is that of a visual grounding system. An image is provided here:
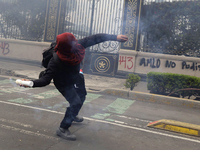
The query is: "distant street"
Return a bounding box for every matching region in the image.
[0,75,200,150]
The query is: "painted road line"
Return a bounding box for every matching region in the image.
[47,102,69,110]
[147,119,200,137]
[1,100,200,144]
[0,87,30,93]
[117,115,151,123]
[0,124,59,140]
[91,113,111,119]
[0,79,12,85]
[91,98,135,120]
[84,93,102,104]
[31,89,60,99]
[7,98,38,104]
[0,118,33,128]
[103,98,135,114]
[105,116,146,128]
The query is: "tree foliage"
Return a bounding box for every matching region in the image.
[0,0,47,41]
[141,1,200,56]
[124,74,141,90]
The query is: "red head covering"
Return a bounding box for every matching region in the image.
[55,32,85,66]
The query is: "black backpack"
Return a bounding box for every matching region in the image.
[41,42,57,68]
[39,42,63,78]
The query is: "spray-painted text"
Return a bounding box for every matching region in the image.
[140,58,200,71]
[165,60,176,68]
[182,61,200,71]
[140,58,160,68]
[0,42,10,55]
[119,56,134,70]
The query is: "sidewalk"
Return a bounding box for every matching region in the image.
[0,57,149,92]
[0,58,200,109]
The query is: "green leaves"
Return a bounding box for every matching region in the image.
[147,72,200,98]
[0,0,47,41]
[124,74,141,90]
[141,1,200,56]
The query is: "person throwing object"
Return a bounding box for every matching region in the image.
[17,33,128,141]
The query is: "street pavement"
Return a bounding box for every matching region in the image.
[0,75,200,150]
[0,58,200,149]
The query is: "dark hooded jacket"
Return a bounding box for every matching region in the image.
[32,33,117,93]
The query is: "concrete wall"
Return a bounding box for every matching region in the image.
[1,38,200,77]
[118,49,200,77]
[0,38,50,62]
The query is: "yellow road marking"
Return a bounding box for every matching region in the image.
[148,119,200,137]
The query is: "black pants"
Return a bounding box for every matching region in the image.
[60,73,86,129]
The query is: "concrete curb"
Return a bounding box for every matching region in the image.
[147,119,200,137]
[102,88,200,109]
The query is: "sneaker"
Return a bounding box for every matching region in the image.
[74,116,84,122]
[56,128,76,141]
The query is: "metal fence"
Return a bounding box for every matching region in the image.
[2,0,200,57]
[0,0,124,53]
[64,0,124,53]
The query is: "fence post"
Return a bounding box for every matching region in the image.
[43,0,66,42]
[117,0,142,75]
[121,0,142,51]
[89,0,95,36]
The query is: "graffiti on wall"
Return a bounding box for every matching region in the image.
[0,42,10,55]
[140,58,160,68]
[140,58,200,71]
[118,55,134,71]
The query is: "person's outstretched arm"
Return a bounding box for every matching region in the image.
[78,34,128,48]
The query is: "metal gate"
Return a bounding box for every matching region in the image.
[64,0,125,76]
[0,0,141,76]
[64,0,124,52]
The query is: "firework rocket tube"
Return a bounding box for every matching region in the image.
[16,79,33,87]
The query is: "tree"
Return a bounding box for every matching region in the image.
[140,1,200,57]
[0,0,47,41]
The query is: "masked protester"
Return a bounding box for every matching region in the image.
[19,33,128,141]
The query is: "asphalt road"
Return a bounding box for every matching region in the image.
[0,75,200,150]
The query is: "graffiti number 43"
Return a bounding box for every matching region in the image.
[119,56,134,70]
